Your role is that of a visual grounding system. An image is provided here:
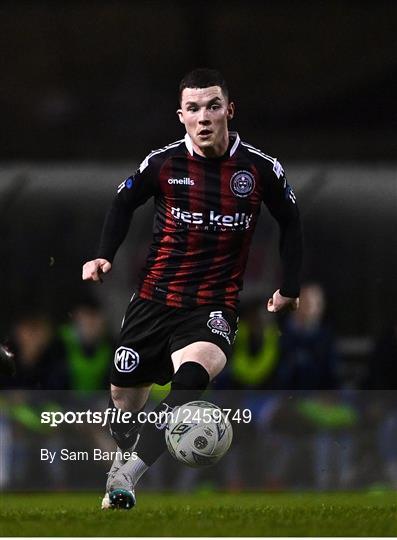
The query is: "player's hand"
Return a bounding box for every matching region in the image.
[267,289,299,313]
[82,258,112,283]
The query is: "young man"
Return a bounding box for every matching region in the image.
[82,68,303,509]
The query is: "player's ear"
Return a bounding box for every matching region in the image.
[177,109,185,125]
[227,101,235,121]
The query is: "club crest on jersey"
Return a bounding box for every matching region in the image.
[207,311,231,344]
[114,347,139,373]
[230,170,255,198]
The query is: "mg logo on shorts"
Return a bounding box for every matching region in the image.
[114,347,139,373]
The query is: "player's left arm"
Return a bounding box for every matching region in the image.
[262,160,303,312]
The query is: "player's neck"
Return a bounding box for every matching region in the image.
[193,133,229,159]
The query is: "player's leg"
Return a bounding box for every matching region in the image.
[129,341,225,464]
[108,383,151,450]
[171,340,226,378]
[107,305,237,508]
[103,296,170,508]
[107,342,225,503]
[102,383,151,509]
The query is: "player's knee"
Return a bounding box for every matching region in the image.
[180,353,226,381]
[175,343,226,381]
[110,385,129,410]
[110,384,150,412]
[172,361,210,391]
[204,353,226,380]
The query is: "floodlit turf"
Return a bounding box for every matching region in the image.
[1,491,396,536]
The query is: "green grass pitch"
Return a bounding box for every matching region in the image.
[1,491,396,536]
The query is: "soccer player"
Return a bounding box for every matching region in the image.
[82,68,303,509]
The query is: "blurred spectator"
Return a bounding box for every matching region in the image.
[365,321,397,488]
[59,299,113,391]
[232,305,281,389]
[297,392,358,490]
[366,322,397,389]
[0,311,68,488]
[377,409,397,489]
[0,311,67,389]
[215,299,281,389]
[276,283,339,390]
[0,409,11,488]
[213,299,283,490]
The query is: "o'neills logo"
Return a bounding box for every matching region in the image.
[168,177,195,185]
[171,207,253,229]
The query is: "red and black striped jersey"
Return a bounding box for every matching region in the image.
[98,132,302,310]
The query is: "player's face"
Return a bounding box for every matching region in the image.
[177,86,235,158]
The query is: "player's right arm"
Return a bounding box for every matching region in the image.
[82,162,158,283]
[261,159,303,311]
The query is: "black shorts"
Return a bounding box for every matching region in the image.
[110,296,238,387]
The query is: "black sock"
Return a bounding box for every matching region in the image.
[107,397,144,450]
[134,362,210,466]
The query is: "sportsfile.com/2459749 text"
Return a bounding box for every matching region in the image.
[40,407,252,428]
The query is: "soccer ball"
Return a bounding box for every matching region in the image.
[165,400,233,468]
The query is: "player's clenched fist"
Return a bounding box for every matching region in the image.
[82,258,112,282]
[267,289,299,313]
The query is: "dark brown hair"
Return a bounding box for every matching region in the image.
[179,68,229,104]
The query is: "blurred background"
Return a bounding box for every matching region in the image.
[0,1,396,493]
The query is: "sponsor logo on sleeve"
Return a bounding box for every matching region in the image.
[273,160,284,179]
[286,185,297,204]
[117,177,134,193]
